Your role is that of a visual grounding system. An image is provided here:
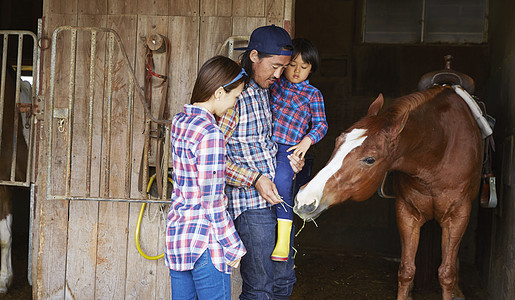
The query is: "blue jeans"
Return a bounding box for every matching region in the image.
[169,250,231,300]
[234,207,296,300]
[274,143,295,220]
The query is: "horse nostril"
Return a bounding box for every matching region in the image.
[299,202,317,213]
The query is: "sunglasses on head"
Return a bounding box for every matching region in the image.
[222,68,247,88]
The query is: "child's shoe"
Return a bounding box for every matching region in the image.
[271,219,293,261]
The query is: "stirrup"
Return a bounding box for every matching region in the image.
[480,176,497,208]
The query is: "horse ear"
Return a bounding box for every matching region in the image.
[367,93,384,117]
[392,112,409,138]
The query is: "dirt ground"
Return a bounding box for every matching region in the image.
[291,247,487,300]
[4,244,487,299]
[3,188,487,300]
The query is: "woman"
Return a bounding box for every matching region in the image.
[166,56,247,300]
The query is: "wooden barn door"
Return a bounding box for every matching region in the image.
[36,25,173,299]
[34,1,296,298]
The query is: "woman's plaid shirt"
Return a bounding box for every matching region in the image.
[165,105,246,274]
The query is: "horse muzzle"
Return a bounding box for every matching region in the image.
[294,201,317,215]
[293,194,325,221]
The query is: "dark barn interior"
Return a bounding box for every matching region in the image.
[290,0,515,299]
[1,0,515,299]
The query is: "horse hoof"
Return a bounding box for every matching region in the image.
[0,278,11,294]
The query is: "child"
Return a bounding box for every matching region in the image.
[166,55,247,299]
[270,38,328,261]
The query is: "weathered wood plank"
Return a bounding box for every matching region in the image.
[77,0,107,15]
[232,17,266,36]
[200,0,232,16]
[169,0,199,16]
[43,0,77,15]
[233,0,265,17]
[266,0,285,21]
[95,202,129,298]
[228,17,266,60]
[94,14,137,300]
[127,204,170,299]
[137,0,169,16]
[108,0,137,15]
[35,12,77,300]
[124,15,169,300]
[168,16,199,117]
[284,0,294,34]
[155,205,171,299]
[266,17,285,29]
[63,14,107,300]
[199,17,232,68]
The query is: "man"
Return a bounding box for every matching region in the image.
[219,25,303,300]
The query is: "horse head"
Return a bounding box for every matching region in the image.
[294,93,408,221]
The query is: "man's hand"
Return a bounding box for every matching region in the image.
[288,153,305,175]
[254,175,283,205]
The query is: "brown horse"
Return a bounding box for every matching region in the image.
[294,85,483,300]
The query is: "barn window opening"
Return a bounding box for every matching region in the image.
[363,0,488,44]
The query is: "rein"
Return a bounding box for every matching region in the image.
[378,172,395,199]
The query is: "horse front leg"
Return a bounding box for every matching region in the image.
[395,200,423,300]
[439,210,470,300]
[0,214,13,294]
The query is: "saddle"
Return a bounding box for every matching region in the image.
[418,55,475,94]
[417,55,497,208]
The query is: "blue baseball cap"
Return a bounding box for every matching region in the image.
[235,25,293,56]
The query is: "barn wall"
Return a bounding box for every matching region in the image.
[33,0,294,299]
[479,0,515,298]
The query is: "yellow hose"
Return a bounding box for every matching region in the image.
[135,174,172,260]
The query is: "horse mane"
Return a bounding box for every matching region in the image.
[355,85,448,134]
[386,85,447,120]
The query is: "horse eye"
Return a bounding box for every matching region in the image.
[362,157,376,165]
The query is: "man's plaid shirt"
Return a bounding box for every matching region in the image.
[218,79,277,220]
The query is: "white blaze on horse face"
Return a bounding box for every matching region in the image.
[296,128,368,208]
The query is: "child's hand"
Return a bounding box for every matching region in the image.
[287,137,312,160]
[288,154,305,175]
[227,257,242,268]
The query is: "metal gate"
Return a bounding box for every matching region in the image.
[45,26,172,204]
[0,30,38,188]
[0,26,41,288]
